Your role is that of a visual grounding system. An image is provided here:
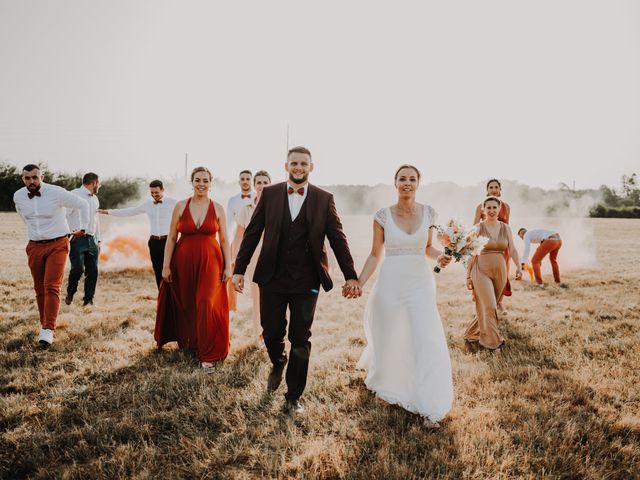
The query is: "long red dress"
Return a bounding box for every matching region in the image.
[154,198,230,362]
[479,201,512,297]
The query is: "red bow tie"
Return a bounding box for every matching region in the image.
[28,190,41,199]
[241,194,251,199]
[288,186,304,196]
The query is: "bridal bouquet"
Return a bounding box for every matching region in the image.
[433,220,488,273]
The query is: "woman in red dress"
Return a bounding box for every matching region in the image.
[473,179,512,305]
[155,167,232,369]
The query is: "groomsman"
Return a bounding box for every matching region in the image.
[65,173,101,306]
[226,170,255,316]
[13,164,90,346]
[98,180,177,288]
[518,227,563,285]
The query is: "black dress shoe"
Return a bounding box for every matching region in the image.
[64,294,73,305]
[267,364,285,393]
[283,399,304,414]
[82,299,93,306]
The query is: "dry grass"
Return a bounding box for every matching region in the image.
[1,213,639,479]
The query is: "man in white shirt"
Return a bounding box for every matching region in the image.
[65,172,102,306]
[98,179,177,288]
[226,170,255,315]
[13,164,90,346]
[518,227,563,285]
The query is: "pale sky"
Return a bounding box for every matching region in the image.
[1,0,638,189]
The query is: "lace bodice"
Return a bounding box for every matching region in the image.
[374,204,437,256]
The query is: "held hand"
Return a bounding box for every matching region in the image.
[222,268,233,283]
[466,277,474,291]
[515,270,523,281]
[70,229,86,238]
[97,209,108,215]
[232,274,245,293]
[437,254,452,269]
[342,279,362,299]
[162,266,172,283]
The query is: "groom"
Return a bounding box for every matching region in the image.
[233,146,361,413]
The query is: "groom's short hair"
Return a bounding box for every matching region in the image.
[518,228,527,236]
[288,146,312,160]
[149,180,164,189]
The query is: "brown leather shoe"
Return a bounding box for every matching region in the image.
[267,364,285,393]
[64,294,73,305]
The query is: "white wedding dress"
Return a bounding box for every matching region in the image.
[357,205,453,421]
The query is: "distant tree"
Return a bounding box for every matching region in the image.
[98,177,141,209]
[0,163,22,211]
[621,173,639,205]
[599,185,621,207]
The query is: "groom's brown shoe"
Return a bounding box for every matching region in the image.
[267,364,285,393]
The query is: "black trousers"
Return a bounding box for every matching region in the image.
[148,237,167,289]
[260,288,319,401]
[67,235,99,302]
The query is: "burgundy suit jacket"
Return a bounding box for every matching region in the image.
[233,182,357,292]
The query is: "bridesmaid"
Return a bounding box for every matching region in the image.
[473,179,512,307]
[464,197,522,350]
[234,170,271,341]
[155,167,232,370]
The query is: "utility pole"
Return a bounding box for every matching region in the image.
[184,153,188,180]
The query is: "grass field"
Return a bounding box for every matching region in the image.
[1,213,639,479]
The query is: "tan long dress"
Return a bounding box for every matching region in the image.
[464,221,509,349]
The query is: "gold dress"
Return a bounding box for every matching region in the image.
[464,221,509,349]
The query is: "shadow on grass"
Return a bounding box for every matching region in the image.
[483,319,640,478]
[1,342,277,479]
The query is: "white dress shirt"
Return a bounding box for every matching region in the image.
[14,182,90,241]
[227,191,255,236]
[106,196,177,237]
[287,183,308,221]
[67,186,101,241]
[522,228,560,263]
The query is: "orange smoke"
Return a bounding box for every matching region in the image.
[523,263,535,282]
[100,235,150,270]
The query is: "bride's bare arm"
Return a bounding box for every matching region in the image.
[425,227,452,267]
[357,221,385,287]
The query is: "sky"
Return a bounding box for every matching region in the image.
[0,0,638,189]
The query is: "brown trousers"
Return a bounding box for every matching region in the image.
[531,239,562,284]
[26,237,69,330]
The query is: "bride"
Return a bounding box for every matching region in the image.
[356,165,454,428]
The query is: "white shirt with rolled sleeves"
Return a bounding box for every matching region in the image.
[287,183,308,221]
[227,192,255,238]
[67,186,101,241]
[14,182,90,241]
[106,197,177,237]
[521,229,560,264]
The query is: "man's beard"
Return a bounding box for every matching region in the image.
[27,184,40,191]
[289,173,308,185]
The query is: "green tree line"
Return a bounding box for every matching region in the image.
[590,173,640,218]
[0,162,141,211]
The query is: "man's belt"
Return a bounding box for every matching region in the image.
[150,235,168,240]
[30,235,68,244]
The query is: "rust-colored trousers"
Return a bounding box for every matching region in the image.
[26,237,69,330]
[531,239,562,284]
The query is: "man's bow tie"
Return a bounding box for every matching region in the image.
[28,190,41,199]
[288,186,304,196]
[154,200,163,204]
[241,194,252,199]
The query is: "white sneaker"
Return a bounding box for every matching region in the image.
[38,328,54,346]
